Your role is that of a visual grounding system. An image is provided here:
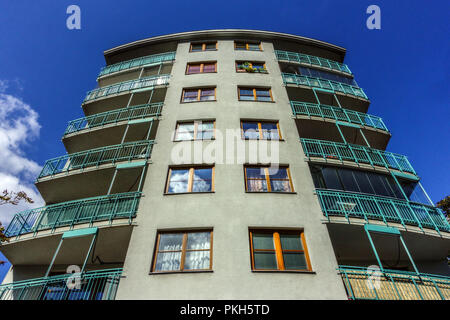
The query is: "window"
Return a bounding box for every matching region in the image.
[152,230,213,272]
[241,121,281,140]
[186,62,217,74]
[166,166,214,194]
[249,230,311,271]
[244,166,293,192]
[238,87,273,102]
[190,42,217,52]
[182,88,216,102]
[175,121,215,141]
[236,61,267,73]
[235,41,261,51]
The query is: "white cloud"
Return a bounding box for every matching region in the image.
[0,91,44,227]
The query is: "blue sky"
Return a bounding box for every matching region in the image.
[0,0,449,282]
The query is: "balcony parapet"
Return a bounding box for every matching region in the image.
[38,140,154,179]
[4,192,141,239]
[275,50,352,75]
[84,74,170,103]
[301,138,415,175]
[282,73,368,100]
[98,51,175,78]
[291,101,388,132]
[338,266,450,300]
[64,103,162,136]
[0,268,123,300]
[316,189,450,233]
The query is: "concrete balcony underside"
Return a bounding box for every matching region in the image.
[36,160,147,204]
[301,138,415,175]
[0,268,123,300]
[282,73,369,101]
[63,119,159,154]
[316,189,449,234]
[0,224,134,265]
[338,266,450,300]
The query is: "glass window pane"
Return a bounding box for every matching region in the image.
[353,171,375,194]
[280,234,303,250]
[246,167,266,179]
[192,168,212,192]
[187,232,210,250]
[158,233,183,251]
[339,168,360,192]
[247,179,268,192]
[254,252,277,269]
[242,122,259,139]
[235,43,246,50]
[268,168,288,179]
[197,130,214,140]
[205,43,216,50]
[256,95,272,102]
[270,180,291,192]
[252,233,274,250]
[322,167,342,190]
[248,43,260,51]
[367,173,390,197]
[283,253,307,270]
[155,252,181,271]
[168,169,189,193]
[191,44,203,51]
[261,123,279,139]
[184,251,210,270]
[255,89,270,96]
[183,90,198,102]
[203,64,216,73]
[188,65,201,74]
[197,122,214,131]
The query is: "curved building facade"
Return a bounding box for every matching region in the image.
[1,29,449,300]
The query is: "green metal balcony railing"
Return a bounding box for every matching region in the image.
[4,192,141,238]
[64,103,163,135]
[38,140,154,179]
[338,266,450,300]
[84,74,170,103]
[282,73,368,100]
[99,51,176,77]
[301,138,415,174]
[291,101,388,132]
[275,50,352,75]
[316,189,450,233]
[0,268,123,300]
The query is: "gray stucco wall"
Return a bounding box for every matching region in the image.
[115,40,347,299]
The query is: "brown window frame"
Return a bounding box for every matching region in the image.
[165,166,215,194]
[234,41,262,51]
[174,120,216,141]
[189,42,218,52]
[181,87,216,103]
[186,62,217,75]
[152,230,214,273]
[249,229,312,272]
[236,61,267,73]
[237,87,273,102]
[244,165,294,193]
[240,120,282,140]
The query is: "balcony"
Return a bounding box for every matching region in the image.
[316,189,450,233]
[275,50,352,75]
[64,103,162,136]
[291,101,388,132]
[99,51,176,77]
[4,192,141,239]
[301,138,415,175]
[282,73,368,100]
[0,268,122,300]
[38,140,154,179]
[338,266,450,300]
[84,74,170,103]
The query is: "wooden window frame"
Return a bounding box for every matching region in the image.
[174,120,216,141]
[240,120,282,140]
[181,87,216,103]
[234,41,262,51]
[249,230,312,272]
[236,61,267,73]
[237,87,273,102]
[152,230,214,273]
[186,62,217,75]
[244,165,294,193]
[189,42,218,52]
[165,166,215,194]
